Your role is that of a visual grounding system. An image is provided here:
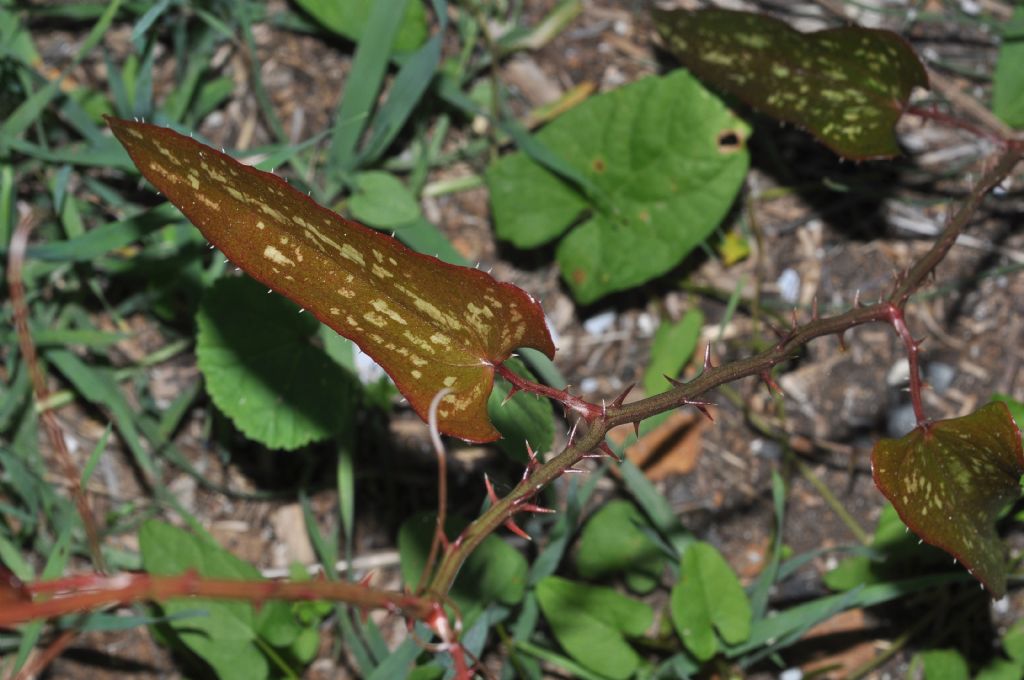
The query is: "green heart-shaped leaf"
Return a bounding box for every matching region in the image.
[140,520,299,680]
[993,6,1024,129]
[670,541,752,660]
[871,402,1024,597]
[487,71,749,304]
[574,499,664,592]
[536,576,653,680]
[108,117,555,442]
[196,276,359,450]
[292,0,427,53]
[653,8,928,159]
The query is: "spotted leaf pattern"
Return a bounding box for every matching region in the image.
[108,117,555,442]
[653,8,928,159]
[872,402,1024,597]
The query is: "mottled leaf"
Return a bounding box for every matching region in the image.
[654,8,928,159]
[872,402,1024,598]
[487,71,749,303]
[107,117,554,442]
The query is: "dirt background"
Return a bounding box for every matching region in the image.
[20,0,1024,677]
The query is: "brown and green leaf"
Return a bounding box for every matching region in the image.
[107,117,555,442]
[872,402,1024,597]
[653,8,928,160]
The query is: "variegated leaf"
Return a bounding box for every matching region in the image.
[108,117,555,442]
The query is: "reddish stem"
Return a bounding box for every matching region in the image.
[0,571,436,627]
[905,104,1008,147]
[494,362,601,421]
[886,304,929,428]
[7,212,106,572]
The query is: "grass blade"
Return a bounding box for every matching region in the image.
[357,0,447,166]
[326,0,410,183]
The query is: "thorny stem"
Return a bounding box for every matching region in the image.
[889,308,928,427]
[0,571,437,627]
[425,144,1023,600]
[7,211,107,573]
[904,105,1008,147]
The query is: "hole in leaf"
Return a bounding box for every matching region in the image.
[717,129,743,153]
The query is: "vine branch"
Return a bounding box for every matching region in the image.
[425,143,1023,599]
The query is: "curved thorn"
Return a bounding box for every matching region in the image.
[483,473,499,505]
[598,442,620,461]
[516,500,556,514]
[611,383,635,408]
[687,400,715,421]
[504,518,531,541]
[760,371,783,396]
[501,385,521,406]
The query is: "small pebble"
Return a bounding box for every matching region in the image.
[583,310,616,335]
[545,314,561,349]
[886,360,910,387]
[780,668,803,680]
[958,0,981,16]
[750,437,782,461]
[777,268,800,305]
[887,402,918,438]
[926,362,956,394]
[355,351,387,385]
[636,312,656,336]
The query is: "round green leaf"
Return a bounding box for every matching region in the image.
[670,541,752,661]
[348,171,421,229]
[872,402,1024,598]
[487,70,749,304]
[140,520,271,680]
[292,0,427,53]
[993,7,1024,128]
[196,276,358,450]
[575,499,664,590]
[536,576,652,680]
